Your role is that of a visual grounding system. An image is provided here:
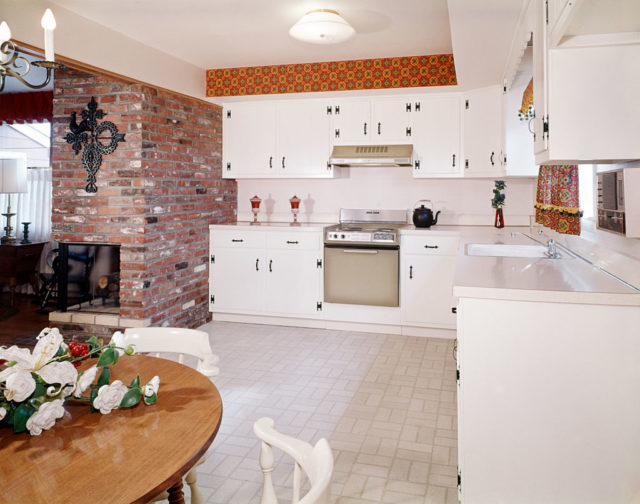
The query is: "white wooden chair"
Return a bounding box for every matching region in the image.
[254,417,334,504]
[121,327,219,377]
[112,327,220,504]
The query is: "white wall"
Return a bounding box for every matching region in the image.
[237,168,537,225]
[2,0,203,98]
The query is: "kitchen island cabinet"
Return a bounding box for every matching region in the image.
[453,232,640,503]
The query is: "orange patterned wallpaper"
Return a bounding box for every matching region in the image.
[206,54,456,97]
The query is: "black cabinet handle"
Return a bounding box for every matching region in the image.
[231,239,243,243]
[490,151,495,166]
[327,105,332,115]
[286,240,299,244]
[282,156,285,168]
[269,259,272,272]
[452,307,457,314]
[409,265,413,279]
[255,259,259,271]
[424,245,439,249]
[269,156,272,168]
[406,103,412,112]
[335,105,340,114]
[364,122,367,135]
[335,129,340,138]
[452,154,456,167]
[414,160,420,170]
[377,122,381,135]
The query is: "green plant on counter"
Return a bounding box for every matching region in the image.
[491,180,507,209]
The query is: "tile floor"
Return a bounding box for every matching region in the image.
[171,321,459,504]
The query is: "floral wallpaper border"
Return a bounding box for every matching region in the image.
[206,54,457,97]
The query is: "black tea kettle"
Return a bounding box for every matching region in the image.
[412,200,440,228]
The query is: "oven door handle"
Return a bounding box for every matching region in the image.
[341,249,379,254]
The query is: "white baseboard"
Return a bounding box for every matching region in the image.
[211,310,456,338]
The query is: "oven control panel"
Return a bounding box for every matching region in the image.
[326,231,371,242]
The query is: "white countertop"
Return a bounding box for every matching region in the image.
[211,222,640,306]
[210,221,329,231]
[451,226,640,306]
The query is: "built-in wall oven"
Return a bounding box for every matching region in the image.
[323,209,407,307]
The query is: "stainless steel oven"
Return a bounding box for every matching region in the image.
[323,209,406,307]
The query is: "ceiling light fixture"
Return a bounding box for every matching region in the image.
[0,9,64,92]
[289,9,355,45]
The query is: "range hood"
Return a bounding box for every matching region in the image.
[328,144,413,167]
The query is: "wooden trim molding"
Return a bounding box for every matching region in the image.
[12,39,218,108]
[206,54,457,97]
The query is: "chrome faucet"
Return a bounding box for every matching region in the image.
[546,239,560,258]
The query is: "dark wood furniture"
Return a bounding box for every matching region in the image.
[0,354,223,504]
[0,242,45,306]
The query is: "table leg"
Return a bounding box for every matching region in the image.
[167,481,185,504]
[9,278,17,307]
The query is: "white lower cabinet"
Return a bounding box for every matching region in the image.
[210,228,323,318]
[456,296,640,503]
[401,235,459,328]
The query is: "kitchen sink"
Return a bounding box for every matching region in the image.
[465,243,569,259]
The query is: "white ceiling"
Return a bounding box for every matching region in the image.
[48,0,454,69]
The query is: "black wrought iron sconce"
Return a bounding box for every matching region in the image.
[65,96,125,193]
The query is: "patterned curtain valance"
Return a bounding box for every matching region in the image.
[0,91,53,124]
[518,78,534,120]
[535,165,583,235]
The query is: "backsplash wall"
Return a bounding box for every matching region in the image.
[237,167,537,225]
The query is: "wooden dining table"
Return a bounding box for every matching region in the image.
[0,354,223,504]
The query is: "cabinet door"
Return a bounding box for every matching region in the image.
[222,102,277,178]
[462,85,506,177]
[331,100,371,145]
[265,250,321,316]
[402,253,457,328]
[370,99,411,144]
[277,101,332,177]
[412,95,462,177]
[532,0,549,156]
[210,248,265,313]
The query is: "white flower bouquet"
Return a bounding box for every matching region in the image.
[0,328,159,436]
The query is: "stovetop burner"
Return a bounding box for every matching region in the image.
[324,209,408,247]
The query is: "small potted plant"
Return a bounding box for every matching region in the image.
[491,180,506,228]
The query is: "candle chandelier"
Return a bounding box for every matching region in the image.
[0,9,64,92]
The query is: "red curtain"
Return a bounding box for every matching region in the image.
[535,165,582,235]
[0,91,53,124]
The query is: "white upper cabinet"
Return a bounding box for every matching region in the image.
[370,99,412,144]
[330,100,371,145]
[276,100,332,177]
[331,99,412,145]
[462,84,506,177]
[223,100,335,179]
[532,0,640,164]
[223,102,276,178]
[412,95,462,177]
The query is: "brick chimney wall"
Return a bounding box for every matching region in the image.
[51,67,236,333]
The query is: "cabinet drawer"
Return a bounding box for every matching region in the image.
[211,229,266,249]
[402,235,460,255]
[267,232,321,251]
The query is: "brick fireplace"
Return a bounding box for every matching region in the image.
[49,67,236,338]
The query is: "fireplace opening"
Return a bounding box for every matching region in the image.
[51,243,120,313]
